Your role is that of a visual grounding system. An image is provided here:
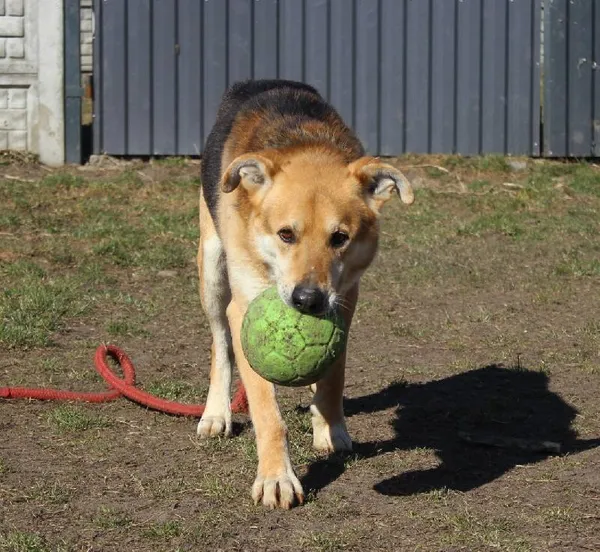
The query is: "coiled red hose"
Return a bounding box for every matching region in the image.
[0,344,248,416]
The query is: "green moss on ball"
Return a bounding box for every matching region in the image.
[241,287,347,387]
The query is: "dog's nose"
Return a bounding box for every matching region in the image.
[291,286,328,316]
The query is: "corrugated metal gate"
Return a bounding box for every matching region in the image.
[91,0,596,158]
[543,0,600,157]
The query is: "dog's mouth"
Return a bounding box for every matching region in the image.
[278,285,336,317]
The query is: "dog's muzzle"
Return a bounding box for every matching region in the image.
[291,285,328,316]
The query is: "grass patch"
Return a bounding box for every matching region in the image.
[196,474,237,501]
[145,380,207,402]
[146,209,198,239]
[139,241,192,269]
[458,212,526,238]
[153,156,190,167]
[171,175,201,189]
[77,260,113,285]
[73,209,131,240]
[47,406,111,432]
[541,506,577,525]
[92,236,141,267]
[468,179,491,191]
[0,212,21,230]
[93,506,133,529]
[283,407,317,464]
[424,166,448,179]
[143,520,182,540]
[0,532,53,552]
[2,259,46,279]
[441,510,531,551]
[391,321,428,339]
[442,154,511,173]
[39,173,85,190]
[554,249,600,277]
[567,165,600,197]
[0,273,82,348]
[529,160,581,179]
[105,318,150,338]
[24,481,73,506]
[117,169,145,187]
[145,474,189,500]
[91,229,192,269]
[301,532,349,552]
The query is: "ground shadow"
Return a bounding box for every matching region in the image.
[301,364,600,496]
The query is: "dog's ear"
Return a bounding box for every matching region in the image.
[221,153,279,194]
[350,157,414,213]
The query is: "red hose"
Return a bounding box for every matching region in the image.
[0,344,248,417]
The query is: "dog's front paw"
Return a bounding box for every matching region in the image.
[197,414,231,438]
[252,468,304,509]
[312,417,352,453]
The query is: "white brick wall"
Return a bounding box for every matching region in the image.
[0,0,27,150]
[0,0,24,64]
[6,0,24,16]
[0,0,65,163]
[80,0,92,74]
[0,16,24,36]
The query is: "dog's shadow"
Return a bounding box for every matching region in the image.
[302,364,600,496]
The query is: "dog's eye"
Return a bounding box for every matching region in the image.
[330,231,349,249]
[277,228,296,244]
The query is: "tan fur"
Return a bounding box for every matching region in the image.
[198,93,414,509]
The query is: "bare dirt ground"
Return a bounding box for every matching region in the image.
[1,154,599,551]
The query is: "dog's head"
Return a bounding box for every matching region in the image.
[221,148,414,315]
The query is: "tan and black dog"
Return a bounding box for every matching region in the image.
[197,79,414,509]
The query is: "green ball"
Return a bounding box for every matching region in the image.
[241,287,347,387]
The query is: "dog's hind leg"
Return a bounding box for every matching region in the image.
[197,194,234,437]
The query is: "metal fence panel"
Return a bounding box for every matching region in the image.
[481,0,507,154]
[97,0,127,154]
[355,0,379,154]
[380,0,405,155]
[595,1,600,157]
[202,0,228,146]
[507,0,541,155]
[456,0,482,156]
[544,0,600,157]
[229,0,252,83]
[254,0,279,79]
[305,0,329,94]
[178,0,203,155]
[405,0,430,154]
[65,0,82,164]
[94,0,542,157]
[278,0,303,82]
[126,0,152,156]
[329,0,354,129]
[430,0,457,154]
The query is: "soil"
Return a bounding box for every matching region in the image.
[0,156,599,551]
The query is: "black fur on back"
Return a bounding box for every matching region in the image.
[201,80,321,223]
[201,79,363,224]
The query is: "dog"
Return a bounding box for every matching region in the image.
[197,79,414,509]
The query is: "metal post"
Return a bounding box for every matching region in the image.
[64,0,82,163]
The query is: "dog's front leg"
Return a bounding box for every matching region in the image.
[227,299,304,509]
[310,352,353,453]
[310,284,358,453]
